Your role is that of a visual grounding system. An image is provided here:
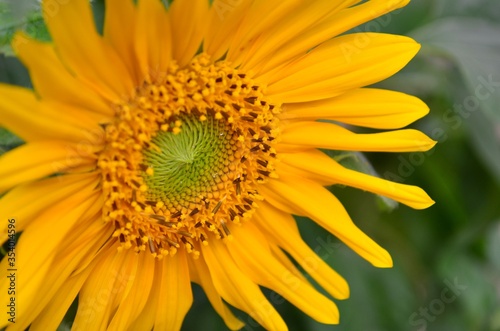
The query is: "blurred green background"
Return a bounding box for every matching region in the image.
[1,0,499,330]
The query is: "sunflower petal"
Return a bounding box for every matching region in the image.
[13,33,112,116]
[0,141,98,193]
[281,88,429,129]
[0,173,99,249]
[228,222,340,324]
[279,121,436,153]
[204,0,253,60]
[266,172,393,268]
[108,253,155,331]
[170,0,209,67]
[0,189,100,324]
[0,85,102,142]
[19,215,111,330]
[73,244,131,330]
[256,202,350,300]
[282,150,435,209]
[188,258,245,330]
[103,0,139,83]
[42,0,133,101]
[134,0,172,80]
[238,0,359,70]
[256,0,410,74]
[29,266,93,331]
[154,250,193,330]
[262,33,420,103]
[202,240,287,331]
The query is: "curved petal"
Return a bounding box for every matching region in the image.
[0,173,99,243]
[153,250,193,330]
[0,188,101,325]
[261,34,420,103]
[29,264,94,331]
[282,150,435,209]
[279,121,436,153]
[170,0,209,67]
[13,33,113,116]
[228,222,340,324]
[266,172,393,268]
[103,0,140,83]
[255,0,410,74]
[42,0,134,101]
[108,253,155,331]
[188,257,245,330]
[134,0,172,80]
[203,0,254,60]
[0,141,98,193]
[0,85,103,142]
[280,88,429,129]
[73,243,132,330]
[237,0,359,70]
[255,202,350,300]
[20,215,112,330]
[201,239,287,331]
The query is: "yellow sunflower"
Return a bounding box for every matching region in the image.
[0,0,435,330]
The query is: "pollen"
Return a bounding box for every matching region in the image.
[98,54,281,257]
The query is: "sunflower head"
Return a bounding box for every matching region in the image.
[0,0,435,330]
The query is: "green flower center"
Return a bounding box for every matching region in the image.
[143,116,235,209]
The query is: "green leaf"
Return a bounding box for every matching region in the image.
[0,0,50,55]
[0,127,23,156]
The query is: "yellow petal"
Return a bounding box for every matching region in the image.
[73,243,131,330]
[0,141,98,193]
[103,0,140,83]
[154,250,192,331]
[0,189,100,325]
[0,85,102,142]
[12,33,112,117]
[225,0,303,66]
[19,215,112,330]
[238,0,359,70]
[29,265,94,331]
[188,258,245,330]
[266,172,393,268]
[42,0,133,101]
[279,121,436,153]
[134,0,172,80]
[282,150,435,209]
[204,0,253,60]
[170,0,209,67]
[255,202,350,300]
[262,34,420,103]
[0,173,99,250]
[108,253,155,331]
[256,0,410,74]
[281,88,429,129]
[228,222,340,324]
[202,240,287,331]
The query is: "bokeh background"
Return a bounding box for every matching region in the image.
[1,0,499,330]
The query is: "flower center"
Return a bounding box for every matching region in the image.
[98,54,280,258]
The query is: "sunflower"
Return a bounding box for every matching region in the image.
[0,0,435,330]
